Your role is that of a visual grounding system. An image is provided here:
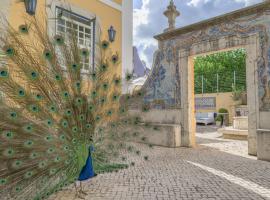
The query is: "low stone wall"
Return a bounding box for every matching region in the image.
[257,129,270,161]
[129,109,181,147]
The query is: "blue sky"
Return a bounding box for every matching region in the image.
[133,0,263,68]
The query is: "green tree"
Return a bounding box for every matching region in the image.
[194,48,246,94]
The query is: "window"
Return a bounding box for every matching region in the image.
[55,7,95,72]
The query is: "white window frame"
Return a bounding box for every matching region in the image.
[55,6,96,73]
[46,0,101,74]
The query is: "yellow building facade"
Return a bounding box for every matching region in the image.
[0,0,133,93]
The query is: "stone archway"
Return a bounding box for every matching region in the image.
[140,1,270,161]
[179,34,260,155]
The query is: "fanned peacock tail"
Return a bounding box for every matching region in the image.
[0,13,153,200]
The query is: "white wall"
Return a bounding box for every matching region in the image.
[122,0,133,93]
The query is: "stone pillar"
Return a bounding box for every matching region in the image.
[179,49,196,147]
[245,35,260,156]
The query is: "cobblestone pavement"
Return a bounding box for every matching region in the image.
[50,125,270,200]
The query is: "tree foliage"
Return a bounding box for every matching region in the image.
[194,48,246,94]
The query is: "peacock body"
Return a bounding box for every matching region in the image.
[0,12,151,200]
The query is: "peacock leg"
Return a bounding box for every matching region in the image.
[80,181,88,195]
[74,182,85,199]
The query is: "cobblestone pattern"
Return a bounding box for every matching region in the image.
[49,126,270,200]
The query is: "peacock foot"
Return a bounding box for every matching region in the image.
[75,192,85,199]
[80,190,88,195]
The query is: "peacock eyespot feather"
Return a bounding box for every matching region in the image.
[102,83,108,90]
[3,45,15,57]
[4,148,14,157]
[55,74,61,81]
[38,161,47,169]
[131,162,135,166]
[43,49,52,60]
[141,137,147,142]
[114,78,120,85]
[101,40,109,49]
[149,144,153,148]
[107,110,113,116]
[91,91,97,98]
[72,138,77,144]
[75,81,81,89]
[30,71,38,79]
[9,111,17,119]
[54,35,64,45]
[47,119,54,126]
[62,91,69,99]
[30,152,38,159]
[126,74,132,81]
[18,89,25,97]
[54,156,61,162]
[100,97,106,104]
[61,120,68,128]
[45,135,53,142]
[47,148,55,154]
[91,72,97,80]
[95,116,101,121]
[119,107,126,114]
[24,140,34,147]
[50,169,57,175]
[71,63,80,71]
[19,24,28,33]
[121,156,126,161]
[72,126,78,133]
[63,146,69,151]
[25,171,34,179]
[3,131,14,139]
[79,114,85,121]
[30,104,39,113]
[81,48,89,56]
[24,124,33,132]
[111,54,119,64]
[75,97,83,106]
[65,109,72,116]
[112,94,119,101]
[0,70,8,78]
[0,178,7,186]
[100,63,108,71]
[136,150,141,155]
[49,105,57,112]
[133,132,139,137]
[144,156,149,161]
[13,160,22,168]
[88,105,94,111]
[15,186,21,192]
[86,123,92,129]
[59,134,66,140]
[35,93,43,100]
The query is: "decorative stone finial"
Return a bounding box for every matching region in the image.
[163,0,180,32]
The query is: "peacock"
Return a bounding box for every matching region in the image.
[0,12,153,200]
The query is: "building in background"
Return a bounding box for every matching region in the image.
[0,0,133,93]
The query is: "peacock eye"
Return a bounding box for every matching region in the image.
[3,45,15,57]
[101,40,109,49]
[19,24,28,33]
[0,70,8,78]
[18,89,25,97]
[31,71,38,79]
[55,74,61,81]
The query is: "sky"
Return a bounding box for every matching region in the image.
[133,0,263,68]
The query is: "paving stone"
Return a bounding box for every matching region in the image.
[49,125,270,200]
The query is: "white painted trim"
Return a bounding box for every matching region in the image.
[122,0,133,94]
[98,0,122,11]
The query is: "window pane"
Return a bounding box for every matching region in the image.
[85,28,91,34]
[79,26,84,32]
